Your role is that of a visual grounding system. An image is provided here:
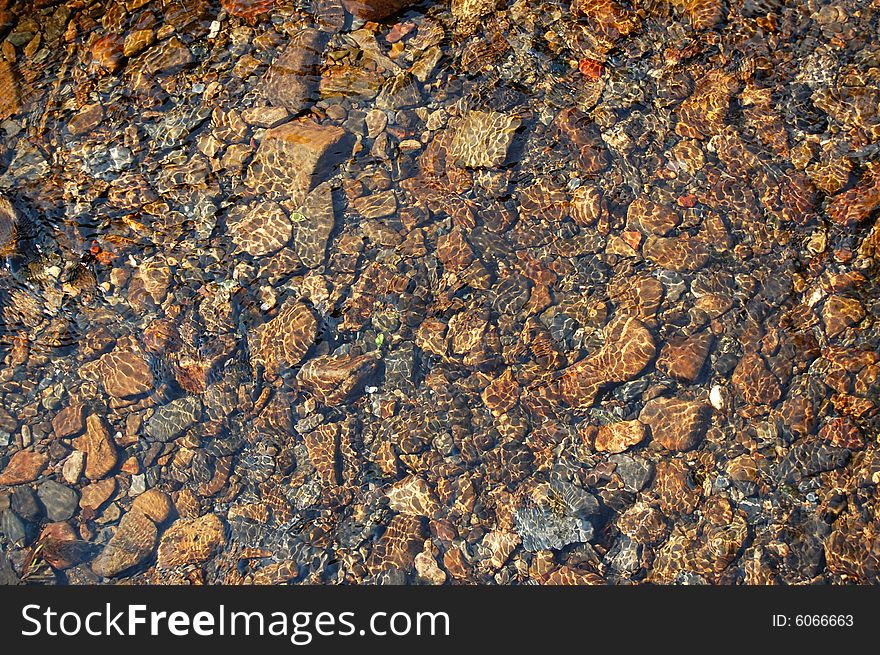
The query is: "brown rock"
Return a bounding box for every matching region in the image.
[249,300,316,380]
[559,315,656,409]
[386,475,440,517]
[52,402,86,439]
[91,510,158,577]
[263,28,326,114]
[38,522,84,570]
[640,396,711,451]
[132,488,174,523]
[657,331,713,383]
[227,200,292,257]
[822,295,864,339]
[88,342,154,399]
[68,103,104,135]
[297,353,379,404]
[91,34,124,73]
[221,0,275,20]
[156,513,226,568]
[0,450,48,485]
[450,110,521,168]
[0,59,20,119]
[80,478,116,511]
[595,420,646,453]
[74,415,118,480]
[342,0,418,21]
[732,352,781,406]
[247,119,355,206]
[643,234,710,271]
[627,196,680,235]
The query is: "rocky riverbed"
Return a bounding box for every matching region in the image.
[0,0,878,585]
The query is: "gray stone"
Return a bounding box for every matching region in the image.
[1,509,27,545]
[513,505,593,551]
[609,453,654,492]
[145,396,202,442]
[37,480,79,521]
[10,486,40,520]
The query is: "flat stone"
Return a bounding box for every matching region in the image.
[262,28,326,115]
[0,450,48,485]
[595,420,646,454]
[640,396,711,451]
[37,480,79,521]
[342,0,418,22]
[91,510,158,578]
[450,111,521,168]
[144,396,202,442]
[131,488,173,523]
[79,478,116,511]
[657,331,713,383]
[608,453,654,492]
[68,103,103,135]
[73,415,118,480]
[0,59,20,120]
[291,182,335,268]
[297,353,379,405]
[822,295,864,339]
[87,343,154,399]
[240,106,289,128]
[156,513,226,568]
[351,189,397,218]
[227,200,292,257]
[247,119,354,206]
[62,451,85,484]
[1,509,27,545]
[643,234,711,271]
[249,299,317,380]
[52,402,86,439]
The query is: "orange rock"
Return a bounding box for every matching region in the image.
[74,415,118,480]
[0,450,48,485]
[595,420,646,453]
[157,514,226,568]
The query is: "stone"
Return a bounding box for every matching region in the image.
[262,28,326,115]
[608,453,654,492]
[91,510,158,577]
[514,505,593,551]
[450,111,521,168]
[1,509,27,545]
[365,109,388,138]
[249,299,317,380]
[79,478,116,511]
[822,295,864,339]
[227,201,292,257]
[643,234,711,271]
[241,106,289,128]
[595,420,646,453]
[87,343,154,399]
[732,352,781,406]
[627,196,680,235]
[482,530,521,570]
[37,480,79,521]
[297,353,379,405]
[156,513,226,568]
[11,486,40,520]
[73,415,118,480]
[559,315,656,409]
[657,331,713,383]
[640,396,711,451]
[0,450,48,485]
[342,0,417,20]
[221,0,275,19]
[144,396,202,442]
[385,475,440,517]
[0,59,20,120]
[131,488,173,523]
[247,119,355,207]
[68,103,103,135]
[52,402,86,439]
[414,542,447,584]
[291,182,335,268]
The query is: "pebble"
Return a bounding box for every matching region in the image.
[37,479,79,521]
[73,415,118,480]
[0,450,48,485]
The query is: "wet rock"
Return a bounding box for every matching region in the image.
[482,368,519,415]
[826,162,880,226]
[414,542,447,584]
[227,201,292,257]
[559,315,656,410]
[627,196,680,235]
[91,510,158,578]
[642,234,710,271]
[145,397,202,442]
[595,420,646,454]
[241,106,289,128]
[386,475,440,517]
[657,331,713,383]
[0,450,48,485]
[608,453,654,492]
[778,440,850,483]
[640,396,711,452]
[52,402,86,439]
[71,415,117,480]
[62,451,85,484]
[0,59,19,119]
[1,510,27,545]
[821,295,864,339]
[292,182,335,268]
[11,486,40,520]
[514,505,593,551]
[80,478,116,511]
[247,119,355,206]
[221,0,275,19]
[263,28,326,115]
[249,300,317,380]
[617,502,667,545]
[67,103,104,136]
[157,514,226,568]
[732,352,781,406]
[450,111,521,168]
[342,0,417,20]
[297,353,379,405]
[37,480,79,522]
[84,342,155,399]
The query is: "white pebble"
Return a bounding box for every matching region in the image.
[710,384,724,410]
